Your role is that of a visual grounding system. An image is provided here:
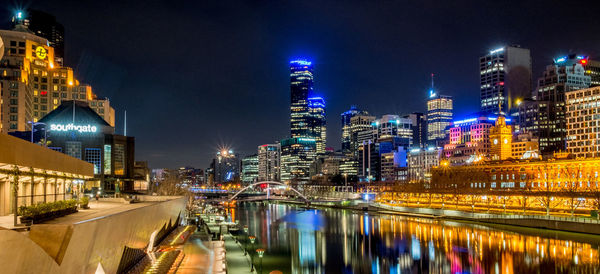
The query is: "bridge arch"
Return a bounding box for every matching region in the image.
[229,181,308,201]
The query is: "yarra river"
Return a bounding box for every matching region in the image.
[228,202,600,274]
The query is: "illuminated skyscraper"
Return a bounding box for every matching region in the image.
[11,9,65,66]
[308,97,326,154]
[290,60,313,139]
[341,106,368,154]
[258,144,280,181]
[212,150,240,183]
[241,154,259,185]
[479,45,532,115]
[426,75,453,146]
[0,14,114,133]
[535,54,591,156]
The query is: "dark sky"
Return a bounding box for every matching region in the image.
[3,1,599,169]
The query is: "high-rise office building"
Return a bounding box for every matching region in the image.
[565,86,600,158]
[308,97,326,154]
[373,115,413,147]
[212,150,240,183]
[535,54,590,155]
[426,77,453,146]
[241,154,259,185]
[12,9,65,66]
[349,114,376,157]
[258,144,280,182]
[404,112,427,148]
[341,106,368,154]
[479,46,532,115]
[279,137,316,184]
[290,60,313,139]
[0,16,114,133]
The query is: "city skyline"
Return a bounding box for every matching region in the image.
[2,1,599,168]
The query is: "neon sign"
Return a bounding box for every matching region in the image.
[35,46,47,60]
[50,123,98,133]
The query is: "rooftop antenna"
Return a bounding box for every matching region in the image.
[429,73,436,98]
[124,110,127,136]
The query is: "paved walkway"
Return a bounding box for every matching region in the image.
[224,234,255,274]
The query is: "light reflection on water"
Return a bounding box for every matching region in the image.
[232,203,600,274]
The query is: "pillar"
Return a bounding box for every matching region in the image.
[30,167,35,205]
[11,166,19,226]
[43,173,48,203]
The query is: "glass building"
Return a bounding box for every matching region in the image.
[308,97,326,154]
[290,60,313,139]
[241,154,259,185]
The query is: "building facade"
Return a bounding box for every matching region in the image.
[212,150,240,184]
[565,86,600,158]
[408,147,442,182]
[241,154,259,185]
[280,137,316,185]
[0,23,114,133]
[258,144,280,182]
[341,106,368,154]
[307,97,326,154]
[535,54,591,155]
[404,112,428,148]
[290,60,313,139]
[12,9,65,66]
[37,100,134,193]
[427,94,453,146]
[479,46,532,115]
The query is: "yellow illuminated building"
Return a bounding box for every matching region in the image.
[565,86,600,158]
[0,24,114,133]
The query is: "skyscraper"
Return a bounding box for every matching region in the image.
[212,149,240,183]
[479,46,532,115]
[0,19,114,133]
[404,112,428,148]
[535,54,590,155]
[341,106,367,153]
[290,60,313,139]
[241,154,259,185]
[258,144,280,181]
[426,75,453,146]
[12,9,65,66]
[308,97,326,154]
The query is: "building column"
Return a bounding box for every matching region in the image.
[63,179,68,200]
[43,173,48,203]
[30,167,35,205]
[55,178,58,202]
[11,166,20,226]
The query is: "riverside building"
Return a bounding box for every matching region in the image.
[37,100,134,194]
[0,19,114,133]
[479,46,532,115]
[565,86,600,158]
[258,144,280,181]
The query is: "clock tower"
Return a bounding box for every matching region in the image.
[489,115,512,160]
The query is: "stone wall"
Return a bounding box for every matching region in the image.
[0,196,186,273]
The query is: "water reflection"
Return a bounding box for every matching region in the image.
[232,203,600,274]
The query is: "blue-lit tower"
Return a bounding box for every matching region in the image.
[308,97,326,154]
[290,60,313,139]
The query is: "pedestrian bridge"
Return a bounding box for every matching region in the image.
[229,181,309,202]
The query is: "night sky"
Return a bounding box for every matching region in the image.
[2,1,599,169]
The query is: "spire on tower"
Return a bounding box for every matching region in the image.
[429,73,436,98]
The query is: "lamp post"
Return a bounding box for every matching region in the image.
[28,121,47,146]
[243,225,249,255]
[249,236,256,272]
[256,248,265,274]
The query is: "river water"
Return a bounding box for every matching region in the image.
[231,202,600,274]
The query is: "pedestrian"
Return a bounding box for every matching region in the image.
[95,193,99,202]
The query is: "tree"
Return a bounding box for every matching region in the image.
[155,170,189,196]
[563,165,584,217]
[535,164,563,216]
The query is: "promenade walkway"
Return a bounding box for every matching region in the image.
[224,233,255,274]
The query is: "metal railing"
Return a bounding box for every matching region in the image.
[373,203,600,224]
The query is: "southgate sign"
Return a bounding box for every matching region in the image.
[50,123,98,133]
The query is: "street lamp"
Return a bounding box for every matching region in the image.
[256,248,265,274]
[249,236,256,272]
[243,225,249,255]
[28,121,47,146]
